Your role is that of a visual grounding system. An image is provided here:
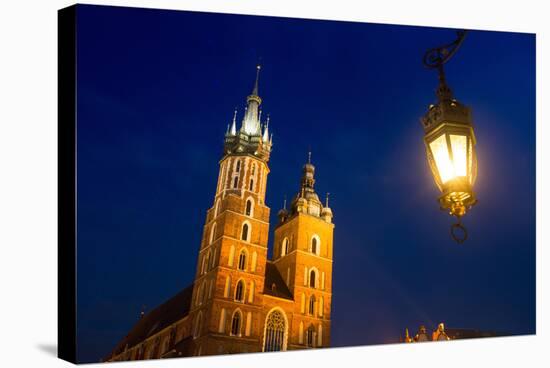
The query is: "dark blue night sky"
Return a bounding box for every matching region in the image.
[75,4,535,363]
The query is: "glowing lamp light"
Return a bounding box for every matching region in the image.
[423,104,478,220]
[421,30,478,243]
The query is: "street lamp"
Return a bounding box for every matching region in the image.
[421,30,478,243]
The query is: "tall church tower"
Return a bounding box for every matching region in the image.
[272,153,334,348]
[188,65,273,355]
[104,66,336,362]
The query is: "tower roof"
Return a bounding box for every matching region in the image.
[223,65,272,162]
[251,64,261,96]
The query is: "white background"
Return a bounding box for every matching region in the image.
[0,0,548,366]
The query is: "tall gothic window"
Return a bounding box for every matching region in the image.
[209,223,216,244]
[235,280,245,302]
[236,160,241,172]
[249,178,254,191]
[245,199,252,216]
[233,176,238,188]
[309,269,317,288]
[263,310,287,352]
[231,310,242,336]
[311,236,318,254]
[193,312,203,339]
[214,199,221,217]
[241,223,249,241]
[306,326,315,347]
[309,295,315,315]
[281,238,289,257]
[238,250,247,271]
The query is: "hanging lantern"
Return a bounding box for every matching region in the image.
[421,30,478,243]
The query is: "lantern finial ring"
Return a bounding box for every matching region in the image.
[450,221,468,244]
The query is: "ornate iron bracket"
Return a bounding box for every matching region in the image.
[423,30,468,70]
[423,30,468,101]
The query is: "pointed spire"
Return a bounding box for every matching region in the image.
[252,64,261,96]
[308,150,312,164]
[325,192,330,207]
[230,109,237,135]
[263,115,270,142]
[283,195,287,209]
[240,106,248,132]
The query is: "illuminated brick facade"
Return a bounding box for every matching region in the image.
[105,67,334,361]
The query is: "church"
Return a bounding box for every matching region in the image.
[104,66,335,361]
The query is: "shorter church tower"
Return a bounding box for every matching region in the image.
[272,153,334,348]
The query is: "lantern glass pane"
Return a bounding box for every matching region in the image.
[429,134,453,184]
[468,138,473,183]
[450,134,468,178]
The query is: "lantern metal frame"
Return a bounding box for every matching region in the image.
[421,30,478,243]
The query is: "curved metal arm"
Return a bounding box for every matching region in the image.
[423,30,468,70]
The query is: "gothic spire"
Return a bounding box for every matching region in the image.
[263,115,270,142]
[252,64,261,96]
[241,65,263,136]
[229,109,237,135]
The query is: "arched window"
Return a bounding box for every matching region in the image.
[306,326,315,347]
[249,178,254,191]
[309,295,316,315]
[224,275,231,297]
[309,269,317,288]
[209,248,216,269]
[281,237,289,257]
[200,255,207,275]
[236,160,241,172]
[235,280,245,302]
[245,199,252,216]
[196,282,205,306]
[209,223,216,244]
[231,310,242,336]
[214,199,221,217]
[241,222,250,241]
[263,309,287,352]
[233,176,238,188]
[193,312,203,339]
[202,251,211,274]
[311,235,320,255]
[238,250,247,271]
